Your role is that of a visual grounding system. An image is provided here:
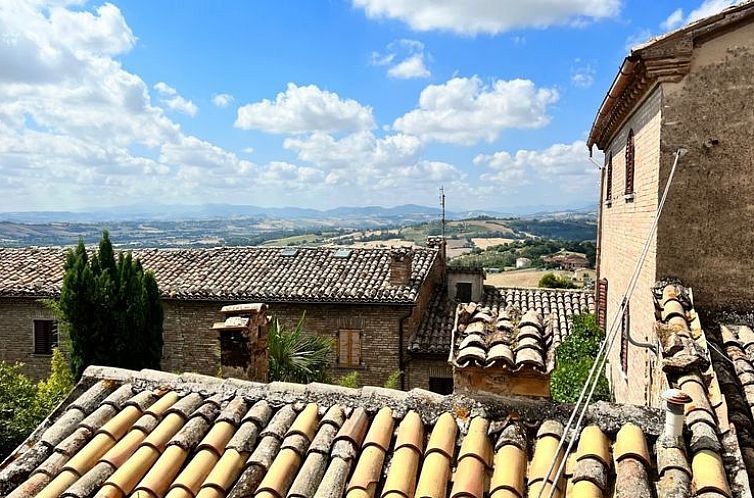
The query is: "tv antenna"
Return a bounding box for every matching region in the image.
[439,186,446,240]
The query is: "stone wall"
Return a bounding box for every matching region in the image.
[657,23,754,313]
[598,86,663,405]
[405,356,452,391]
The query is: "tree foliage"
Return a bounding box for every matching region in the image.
[451,239,596,270]
[267,313,333,384]
[0,349,74,459]
[60,231,163,379]
[551,314,611,403]
[538,272,578,289]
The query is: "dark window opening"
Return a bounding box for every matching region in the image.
[621,300,630,374]
[33,319,58,355]
[605,152,613,201]
[220,331,251,368]
[625,129,635,195]
[455,282,472,302]
[428,377,453,395]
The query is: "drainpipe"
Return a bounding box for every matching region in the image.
[661,388,692,440]
[398,307,413,391]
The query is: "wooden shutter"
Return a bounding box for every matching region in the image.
[625,130,635,195]
[621,300,630,373]
[605,152,613,201]
[596,278,608,330]
[33,320,57,355]
[338,329,362,367]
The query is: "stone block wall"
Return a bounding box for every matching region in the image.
[599,86,663,405]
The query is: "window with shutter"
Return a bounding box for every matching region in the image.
[33,319,58,355]
[625,129,635,195]
[337,329,362,367]
[621,300,630,374]
[605,152,613,201]
[596,278,608,330]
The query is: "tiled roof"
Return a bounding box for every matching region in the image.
[451,307,554,373]
[410,286,595,355]
[0,246,438,304]
[2,365,729,498]
[653,282,752,496]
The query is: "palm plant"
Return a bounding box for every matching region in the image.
[268,312,333,383]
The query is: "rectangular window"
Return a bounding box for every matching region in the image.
[605,152,613,201]
[33,319,58,355]
[621,300,630,374]
[596,278,608,330]
[337,329,362,367]
[455,282,472,302]
[428,377,453,395]
[625,130,635,195]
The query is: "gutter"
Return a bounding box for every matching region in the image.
[398,307,414,390]
[588,57,639,150]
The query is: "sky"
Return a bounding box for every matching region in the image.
[0,0,742,212]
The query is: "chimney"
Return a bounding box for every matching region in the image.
[212,303,269,382]
[389,248,413,286]
[660,388,691,440]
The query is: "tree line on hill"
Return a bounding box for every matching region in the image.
[450,239,596,269]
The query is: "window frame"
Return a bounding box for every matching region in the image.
[596,278,608,331]
[33,319,58,355]
[336,328,363,368]
[625,129,635,196]
[620,300,630,375]
[605,151,613,203]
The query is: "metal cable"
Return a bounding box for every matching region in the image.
[537,148,686,498]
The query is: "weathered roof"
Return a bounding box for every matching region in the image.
[0,246,438,304]
[0,365,723,498]
[410,286,594,355]
[587,0,754,150]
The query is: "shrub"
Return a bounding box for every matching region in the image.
[551,314,611,403]
[33,349,75,418]
[336,371,360,388]
[383,370,401,389]
[538,272,577,289]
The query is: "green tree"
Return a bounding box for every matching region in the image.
[551,314,611,403]
[60,231,163,379]
[267,313,333,384]
[538,272,578,289]
[0,362,38,458]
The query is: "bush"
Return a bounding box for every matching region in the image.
[383,370,401,389]
[551,314,611,403]
[538,272,577,289]
[0,349,74,459]
[336,371,360,388]
[268,313,333,384]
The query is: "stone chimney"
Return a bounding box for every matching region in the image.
[389,248,413,286]
[212,303,269,382]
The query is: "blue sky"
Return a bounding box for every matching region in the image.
[0,0,740,212]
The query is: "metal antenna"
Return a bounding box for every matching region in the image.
[439,186,446,241]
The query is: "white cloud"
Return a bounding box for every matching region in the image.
[570,60,595,88]
[212,93,234,108]
[235,83,375,134]
[625,28,653,50]
[372,39,431,79]
[154,82,198,117]
[661,0,740,31]
[476,140,600,192]
[661,8,685,30]
[352,0,621,35]
[393,76,558,145]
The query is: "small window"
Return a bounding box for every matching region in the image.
[455,282,472,302]
[597,278,608,330]
[33,320,58,355]
[605,152,613,201]
[625,129,635,195]
[337,329,362,367]
[333,249,352,258]
[621,300,630,374]
[428,377,453,395]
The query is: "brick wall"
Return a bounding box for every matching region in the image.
[657,23,754,313]
[598,86,662,405]
[0,299,59,379]
[405,357,452,391]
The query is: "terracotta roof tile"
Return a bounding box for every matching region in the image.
[412,286,594,355]
[2,365,745,498]
[0,246,437,304]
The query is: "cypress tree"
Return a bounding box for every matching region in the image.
[59,231,164,379]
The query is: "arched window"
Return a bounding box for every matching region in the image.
[605,152,613,201]
[625,129,635,195]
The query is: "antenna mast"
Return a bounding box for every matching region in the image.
[439,186,446,240]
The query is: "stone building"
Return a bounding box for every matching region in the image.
[588,2,754,406]
[0,245,443,388]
